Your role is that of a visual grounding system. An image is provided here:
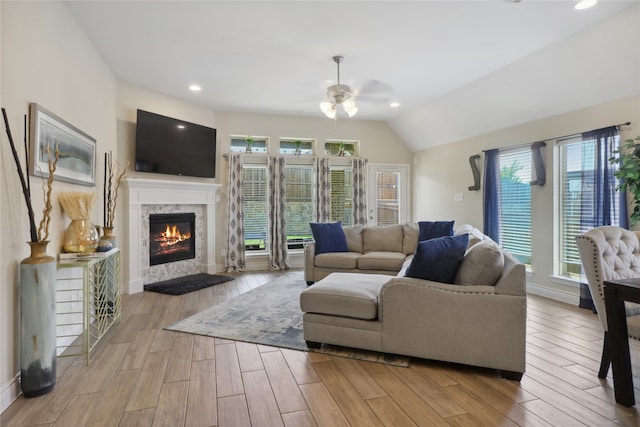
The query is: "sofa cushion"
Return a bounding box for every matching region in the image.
[418,220,454,242]
[363,224,404,253]
[315,252,360,269]
[454,224,488,250]
[343,224,364,253]
[405,234,469,284]
[300,273,390,320]
[310,222,349,254]
[358,252,407,271]
[455,240,504,286]
[402,222,420,254]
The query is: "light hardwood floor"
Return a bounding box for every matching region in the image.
[3,269,640,426]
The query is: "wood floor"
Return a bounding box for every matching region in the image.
[3,269,640,426]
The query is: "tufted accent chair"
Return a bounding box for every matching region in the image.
[575,226,640,378]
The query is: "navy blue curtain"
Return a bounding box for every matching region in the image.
[483,149,500,242]
[579,126,627,310]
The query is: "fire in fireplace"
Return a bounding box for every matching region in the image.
[149,213,196,266]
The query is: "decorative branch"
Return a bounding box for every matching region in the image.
[103,150,127,228]
[2,108,38,242]
[38,144,59,242]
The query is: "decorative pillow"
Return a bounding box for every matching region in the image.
[405,234,469,283]
[454,240,504,286]
[454,224,488,250]
[310,222,349,255]
[418,221,454,242]
[343,224,364,253]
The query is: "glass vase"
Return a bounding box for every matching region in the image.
[63,219,99,253]
[20,241,56,397]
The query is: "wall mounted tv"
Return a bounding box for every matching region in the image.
[135,109,217,178]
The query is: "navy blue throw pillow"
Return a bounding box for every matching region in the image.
[310,222,349,255]
[405,234,469,283]
[418,220,454,242]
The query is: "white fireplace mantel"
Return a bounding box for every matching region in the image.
[124,177,221,294]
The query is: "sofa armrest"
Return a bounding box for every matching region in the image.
[304,242,316,283]
[493,250,526,296]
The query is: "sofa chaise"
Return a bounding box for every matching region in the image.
[300,223,527,380]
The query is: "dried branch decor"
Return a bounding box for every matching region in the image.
[59,191,96,220]
[2,107,59,242]
[104,151,126,228]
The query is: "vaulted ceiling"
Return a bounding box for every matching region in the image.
[64,1,640,151]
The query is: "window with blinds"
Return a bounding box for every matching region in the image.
[285,166,314,249]
[243,165,268,251]
[557,136,622,278]
[230,136,268,153]
[376,171,400,225]
[279,139,314,155]
[499,149,532,266]
[330,168,353,226]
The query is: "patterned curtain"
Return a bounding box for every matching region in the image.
[225,153,245,272]
[314,157,331,222]
[268,156,289,270]
[352,158,368,225]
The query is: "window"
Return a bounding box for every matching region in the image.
[279,138,314,155]
[284,166,314,249]
[556,134,622,278]
[330,167,353,226]
[243,165,268,251]
[325,140,357,157]
[498,149,532,266]
[230,136,268,153]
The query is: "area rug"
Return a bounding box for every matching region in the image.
[166,272,410,366]
[144,273,234,295]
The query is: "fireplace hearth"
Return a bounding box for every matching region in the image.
[149,213,196,266]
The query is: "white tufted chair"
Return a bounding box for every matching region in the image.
[575,226,640,378]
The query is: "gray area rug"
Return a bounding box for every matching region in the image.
[166,271,410,366]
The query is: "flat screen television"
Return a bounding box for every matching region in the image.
[135,109,217,178]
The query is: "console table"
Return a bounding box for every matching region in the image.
[56,248,121,365]
[603,277,640,407]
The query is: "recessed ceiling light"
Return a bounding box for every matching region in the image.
[390,102,400,108]
[575,0,597,10]
[189,84,201,92]
[177,124,186,129]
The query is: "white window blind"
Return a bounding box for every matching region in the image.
[243,165,268,251]
[284,166,314,249]
[376,171,400,225]
[499,150,532,265]
[330,168,353,226]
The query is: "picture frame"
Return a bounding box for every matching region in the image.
[29,103,96,186]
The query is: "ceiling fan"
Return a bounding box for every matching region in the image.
[320,56,357,119]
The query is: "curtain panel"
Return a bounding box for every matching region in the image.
[352,158,368,225]
[314,157,331,222]
[483,149,501,243]
[579,126,627,310]
[268,156,289,270]
[225,153,246,272]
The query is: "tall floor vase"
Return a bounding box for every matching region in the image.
[20,241,57,397]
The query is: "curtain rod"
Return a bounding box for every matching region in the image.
[482,121,631,153]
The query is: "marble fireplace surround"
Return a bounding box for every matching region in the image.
[124,177,221,294]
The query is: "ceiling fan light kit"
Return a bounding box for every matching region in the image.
[320,55,359,119]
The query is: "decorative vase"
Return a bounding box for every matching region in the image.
[20,241,57,397]
[246,145,252,154]
[63,219,99,253]
[102,226,118,248]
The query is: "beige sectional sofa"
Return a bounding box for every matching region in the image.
[300,223,527,379]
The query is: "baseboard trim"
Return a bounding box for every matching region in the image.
[527,282,579,306]
[1,374,20,414]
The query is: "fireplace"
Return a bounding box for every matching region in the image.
[149,213,196,266]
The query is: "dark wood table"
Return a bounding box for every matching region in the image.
[604,278,640,407]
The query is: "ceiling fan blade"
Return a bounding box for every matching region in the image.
[357,79,394,96]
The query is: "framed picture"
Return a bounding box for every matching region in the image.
[29,103,96,186]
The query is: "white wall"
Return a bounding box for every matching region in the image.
[1,1,118,410]
[116,82,413,276]
[412,95,640,303]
